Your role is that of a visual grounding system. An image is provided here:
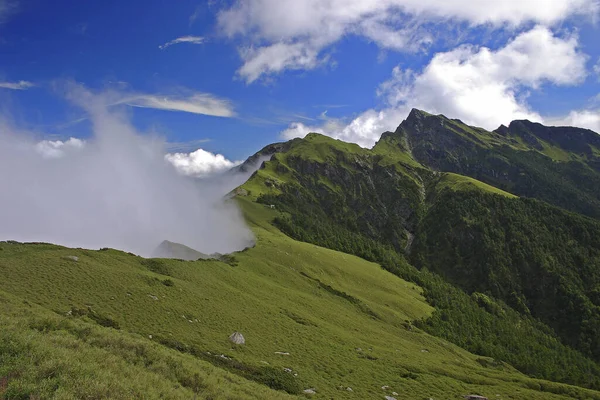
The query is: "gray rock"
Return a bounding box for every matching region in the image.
[303,388,316,395]
[229,332,245,345]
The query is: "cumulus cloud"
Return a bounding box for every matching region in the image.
[218,0,597,82]
[238,43,323,84]
[0,86,253,257]
[159,35,205,50]
[165,148,242,177]
[280,26,590,147]
[554,109,600,133]
[0,80,34,90]
[378,26,587,130]
[35,137,85,158]
[280,109,406,148]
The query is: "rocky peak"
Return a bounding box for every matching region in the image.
[499,119,600,155]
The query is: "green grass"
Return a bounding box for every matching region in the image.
[435,172,518,198]
[0,290,293,400]
[539,143,573,162]
[0,199,599,399]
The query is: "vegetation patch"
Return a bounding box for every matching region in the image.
[155,336,302,395]
[140,258,173,276]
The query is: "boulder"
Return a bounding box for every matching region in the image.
[229,332,245,345]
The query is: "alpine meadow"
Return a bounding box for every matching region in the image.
[3,1,600,399]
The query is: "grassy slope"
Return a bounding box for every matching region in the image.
[1,197,599,399]
[435,173,517,198]
[0,290,293,400]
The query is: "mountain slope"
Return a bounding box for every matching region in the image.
[413,189,600,360]
[239,126,600,390]
[2,199,600,399]
[376,108,600,218]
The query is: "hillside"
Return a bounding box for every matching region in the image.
[3,199,600,399]
[2,110,600,399]
[377,109,600,218]
[240,117,600,390]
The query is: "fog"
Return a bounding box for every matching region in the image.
[198,154,273,198]
[0,88,255,257]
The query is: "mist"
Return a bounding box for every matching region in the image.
[0,87,255,257]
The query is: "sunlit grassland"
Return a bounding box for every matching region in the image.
[0,197,598,399]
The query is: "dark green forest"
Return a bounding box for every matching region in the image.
[250,115,600,390]
[258,184,600,389]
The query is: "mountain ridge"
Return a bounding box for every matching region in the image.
[2,109,600,398]
[238,110,600,389]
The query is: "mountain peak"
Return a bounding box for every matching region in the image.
[406,108,433,121]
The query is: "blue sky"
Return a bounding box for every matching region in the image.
[1,0,600,175]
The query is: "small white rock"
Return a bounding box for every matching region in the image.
[303,388,316,395]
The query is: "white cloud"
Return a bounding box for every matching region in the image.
[159,35,204,50]
[218,0,597,82]
[33,137,243,177]
[60,81,235,118]
[238,43,322,84]
[377,26,587,130]
[280,26,589,147]
[0,80,34,90]
[280,122,319,141]
[35,138,85,158]
[554,109,600,132]
[0,86,254,257]
[120,93,235,117]
[165,149,242,177]
[594,58,600,80]
[280,108,406,148]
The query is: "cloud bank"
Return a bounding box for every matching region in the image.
[0,87,253,257]
[281,26,592,147]
[218,0,598,82]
